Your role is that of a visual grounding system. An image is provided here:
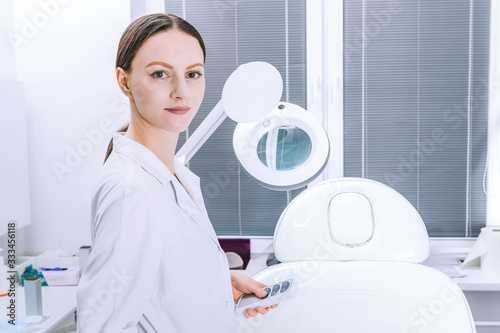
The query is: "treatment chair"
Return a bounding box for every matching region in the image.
[237,178,476,333]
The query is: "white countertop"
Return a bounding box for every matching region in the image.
[16,285,76,332]
[453,266,500,291]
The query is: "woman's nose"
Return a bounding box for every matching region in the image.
[170,77,189,100]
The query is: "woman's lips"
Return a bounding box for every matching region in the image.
[165,107,190,115]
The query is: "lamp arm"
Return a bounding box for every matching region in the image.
[175,100,227,165]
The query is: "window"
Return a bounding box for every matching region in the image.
[343,0,490,237]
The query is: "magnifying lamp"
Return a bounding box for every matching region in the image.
[175,61,330,191]
[233,102,330,190]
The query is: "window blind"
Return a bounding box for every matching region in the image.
[165,0,307,236]
[344,0,490,237]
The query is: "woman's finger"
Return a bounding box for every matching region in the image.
[244,308,258,318]
[244,304,279,319]
[256,306,268,315]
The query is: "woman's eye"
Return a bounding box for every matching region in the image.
[187,71,202,79]
[151,71,167,79]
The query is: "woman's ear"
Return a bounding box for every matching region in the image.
[116,67,131,95]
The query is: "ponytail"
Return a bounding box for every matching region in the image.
[104,123,129,164]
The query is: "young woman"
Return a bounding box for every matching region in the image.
[76,13,276,332]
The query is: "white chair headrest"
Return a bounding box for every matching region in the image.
[273,178,430,263]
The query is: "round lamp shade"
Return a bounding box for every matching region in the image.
[233,102,330,190]
[222,62,283,123]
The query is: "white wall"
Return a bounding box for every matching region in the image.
[1,0,31,243]
[11,0,132,253]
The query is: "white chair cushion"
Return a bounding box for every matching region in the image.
[238,261,476,333]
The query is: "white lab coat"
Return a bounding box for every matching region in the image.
[77,132,237,332]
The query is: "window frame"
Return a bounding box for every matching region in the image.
[306,0,344,187]
[487,0,500,226]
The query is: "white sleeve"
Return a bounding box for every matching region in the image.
[77,178,165,332]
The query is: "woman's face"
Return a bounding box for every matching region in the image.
[123,29,205,133]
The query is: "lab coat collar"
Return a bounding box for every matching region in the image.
[111,132,205,209]
[112,132,220,249]
[172,158,221,249]
[112,132,173,186]
[172,158,205,211]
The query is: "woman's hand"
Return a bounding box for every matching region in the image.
[230,272,279,319]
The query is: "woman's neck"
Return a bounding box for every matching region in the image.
[124,119,179,176]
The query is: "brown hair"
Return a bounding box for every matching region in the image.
[104,13,206,163]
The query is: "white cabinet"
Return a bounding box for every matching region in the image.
[463,291,500,332]
[455,267,500,333]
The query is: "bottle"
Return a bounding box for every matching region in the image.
[20,265,48,287]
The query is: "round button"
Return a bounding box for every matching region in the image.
[263,287,271,297]
[271,284,280,296]
[280,281,290,293]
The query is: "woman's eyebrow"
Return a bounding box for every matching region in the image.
[186,63,204,70]
[145,61,204,70]
[145,61,173,69]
